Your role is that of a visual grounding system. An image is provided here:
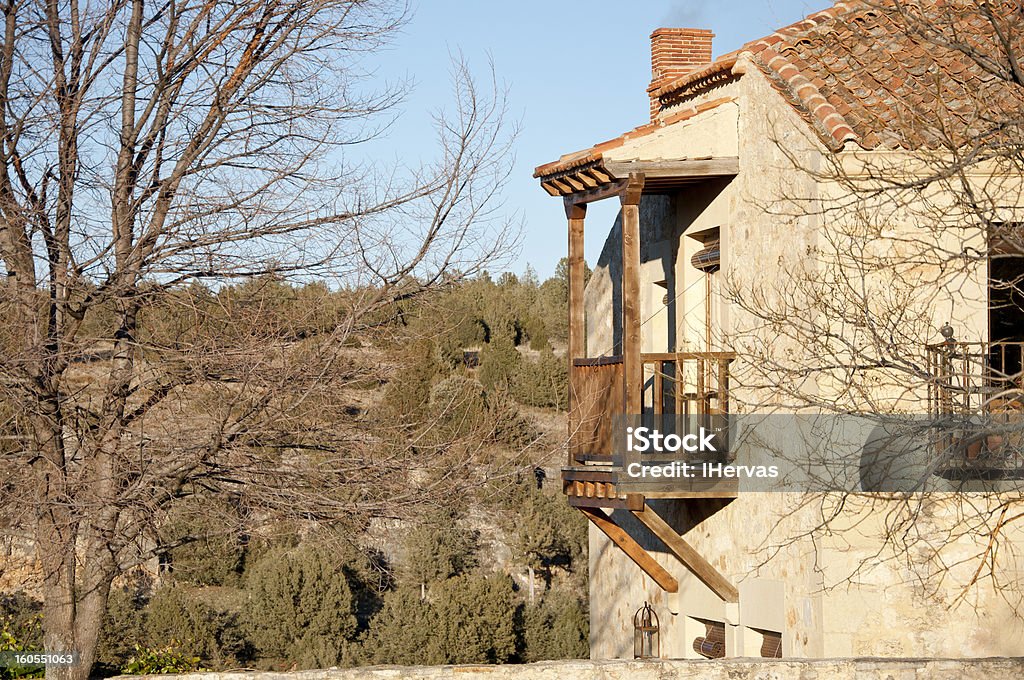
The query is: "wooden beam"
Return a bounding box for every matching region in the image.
[566,201,586,465]
[541,181,561,196]
[625,493,645,511]
[569,494,645,511]
[641,351,736,361]
[620,173,644,416]
[641,488,739,499]
[573,355,622,367]
[561,467,614,483]
[570,496,629,510]
[569,493,638,510]
[549,178,574,194]
[578,170,600,188]
[579,506,678,593]
[564,178,628,205]
[631,503,739,602]
[605,157,739,180]
[562,174,586,192]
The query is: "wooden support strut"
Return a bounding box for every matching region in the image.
[578,506,679,593]
[631,503,739,602]
[620,173,644,416]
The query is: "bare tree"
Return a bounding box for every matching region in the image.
[722,0,1024,602]
[0,1,517,677]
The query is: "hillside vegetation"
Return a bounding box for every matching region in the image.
[1,262,593,675]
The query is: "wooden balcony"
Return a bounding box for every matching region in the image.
[563,351,738,504]
[926,340,1024,479]
[541,162,743,599]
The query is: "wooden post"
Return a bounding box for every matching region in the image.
[566,200,586,464]
[697,356,706,419]
[676,356,686,418]
[621,174,645,415]
[566,200,587,362]
[653,360,663,416]
[717,358,729,416]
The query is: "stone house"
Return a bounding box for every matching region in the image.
[534,1,1024,660]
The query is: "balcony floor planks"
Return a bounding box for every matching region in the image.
[561,465,739,499]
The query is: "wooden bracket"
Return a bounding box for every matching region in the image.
[579,506,679,593]
[620,172,645,206]
[563,199,587,220]
[631,503,739,602]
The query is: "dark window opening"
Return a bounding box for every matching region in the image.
[989,227,1024,381]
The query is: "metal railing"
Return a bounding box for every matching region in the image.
[926,340,1024,477]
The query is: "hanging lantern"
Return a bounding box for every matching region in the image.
[632,601,660,659]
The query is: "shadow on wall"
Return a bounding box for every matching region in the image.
[593,212,624,356]
[859,423,929,492]
[591,197,675,355]
[589,500,732,658]
[588,179,734,358]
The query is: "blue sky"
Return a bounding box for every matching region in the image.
[359,0,831,278]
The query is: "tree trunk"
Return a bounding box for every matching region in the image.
[35,468,79,680]
[528,566,535,605]
[39,542,76,680]
[29,381,78,680]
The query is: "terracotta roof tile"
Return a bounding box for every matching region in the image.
[537,1,1024,177]
[655,0,1024,151]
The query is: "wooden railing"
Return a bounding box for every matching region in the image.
[641,352,735,419]
[568,351,735,465]
[926,341,1024,477]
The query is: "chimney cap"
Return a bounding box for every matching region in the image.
[650,27,714,38]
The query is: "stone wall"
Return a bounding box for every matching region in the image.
[578,51,1024,661]
[121,658,1024,680]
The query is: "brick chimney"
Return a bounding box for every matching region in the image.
[649,28,714,119]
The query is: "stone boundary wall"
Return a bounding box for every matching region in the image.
[121,657,1024,680]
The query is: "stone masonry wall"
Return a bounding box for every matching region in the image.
[120,657,1024,680]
